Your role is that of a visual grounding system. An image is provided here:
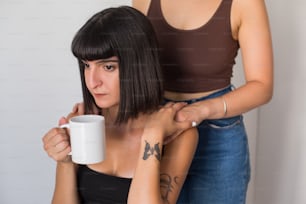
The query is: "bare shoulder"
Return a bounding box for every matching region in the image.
[232,0,270,21]
[132,0,151,15]
[232,0,270,38]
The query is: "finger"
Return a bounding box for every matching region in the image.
[72,102,85,114]
[50,145,71,162]
[72,103,78,113]
[58,116,68,126]
[175,110,188,122]
[164,102,175,108]
[176,120,194,131]
[51,132,70,147]
[77,103,85,114]
[72,102,80,112]
[47,140,70,159]
[44,131,70,152]
[42,127,66,145]
[164,121,195,144]
[54,140,70,150]
[163,132,181,145]
[172,102,187,111]
[58,147,72,162]
[163,135,174,145]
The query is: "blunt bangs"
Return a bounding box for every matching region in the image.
[71,12,118,61]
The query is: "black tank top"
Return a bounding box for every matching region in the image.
[147,0,239,92]
[77,165,132,204]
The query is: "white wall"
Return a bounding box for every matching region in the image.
[254,0,306,204]
[1,0,305,204]
[0,1,130,203]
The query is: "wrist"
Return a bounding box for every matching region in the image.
[197,100,210,121]
[142,128,164,143]
[221,96,227,117]
[140,129,164,162]
[57,161,77,170]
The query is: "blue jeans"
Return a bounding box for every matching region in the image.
[166,86,250,204]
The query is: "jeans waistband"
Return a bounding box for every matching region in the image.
[164,85,234,104]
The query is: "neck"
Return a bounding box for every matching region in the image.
[102,107,118,125]
[103,108,148,136]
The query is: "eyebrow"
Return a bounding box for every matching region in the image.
[81,59,119,64]
[97,59,119,63]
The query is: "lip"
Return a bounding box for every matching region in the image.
[94,93,107,97]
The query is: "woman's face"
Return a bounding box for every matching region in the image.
[83,56,120,110]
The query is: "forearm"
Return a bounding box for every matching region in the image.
[128,129,164,204]
[52,162,79,204]
[200,80,273,120]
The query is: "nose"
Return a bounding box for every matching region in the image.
[85,65,102,90]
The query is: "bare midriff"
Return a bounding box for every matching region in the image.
[164,87,226,101]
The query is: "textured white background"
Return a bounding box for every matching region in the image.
[0,0,305,204]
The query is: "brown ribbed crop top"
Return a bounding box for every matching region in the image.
[147,0,239,93]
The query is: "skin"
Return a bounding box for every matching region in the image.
[83,57,121,112]
[42,57,198,204]
[58,1,273,200]
[133,0,273,130]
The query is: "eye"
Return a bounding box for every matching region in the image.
[103,64,116,71]
[82,61,90,68]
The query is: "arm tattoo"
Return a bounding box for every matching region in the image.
[142,140,162,161]
[160,173,179,203]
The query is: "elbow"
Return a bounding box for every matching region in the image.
[261,84,273,105]
[266,92,273,104]
[255,77,273,105]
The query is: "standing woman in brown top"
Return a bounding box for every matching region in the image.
[133,0,273,203]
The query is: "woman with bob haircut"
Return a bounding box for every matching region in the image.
[42,6,198,204]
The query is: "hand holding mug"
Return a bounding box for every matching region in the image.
[43,115,106,164]
[42,117,72,163]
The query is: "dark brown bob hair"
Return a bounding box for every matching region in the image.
[71,6,163,124]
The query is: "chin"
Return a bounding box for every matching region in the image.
[95,103,110,109]
[95,101,118,109]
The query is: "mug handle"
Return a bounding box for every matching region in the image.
[59,123,72,156]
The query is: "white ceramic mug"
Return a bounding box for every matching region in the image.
[60,115,106,164]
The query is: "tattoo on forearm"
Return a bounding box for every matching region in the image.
[160,174,179,203]
[142,140,161,161]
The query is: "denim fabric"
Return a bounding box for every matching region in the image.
[166,86,250,204]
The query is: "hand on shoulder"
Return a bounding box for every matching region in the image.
[144,102,195,144]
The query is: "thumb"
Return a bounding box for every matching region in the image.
[175,111,188,122]
[178,120,194,130]
[58,116,68,126]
